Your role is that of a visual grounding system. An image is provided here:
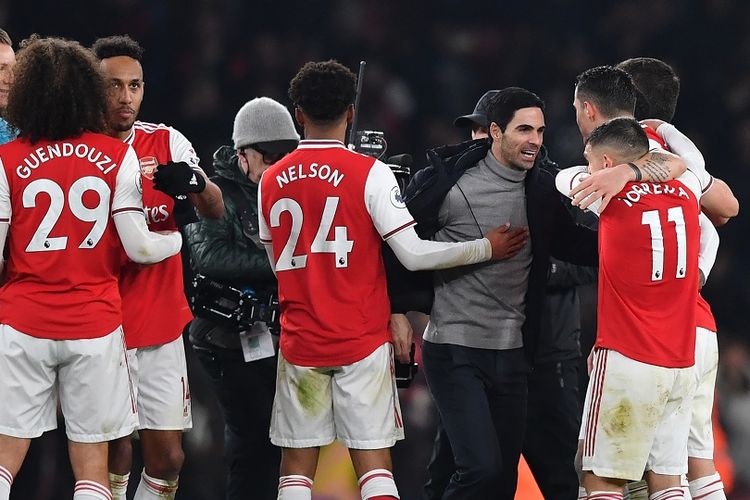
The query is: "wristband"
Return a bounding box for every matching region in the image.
[627,162,642,182]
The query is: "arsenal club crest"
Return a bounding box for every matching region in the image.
[139,156,158,180]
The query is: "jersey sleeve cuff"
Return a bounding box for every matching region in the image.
[112,206,145,216]
[382,220,416,240]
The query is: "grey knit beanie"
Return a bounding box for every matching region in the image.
[232,97,300,153]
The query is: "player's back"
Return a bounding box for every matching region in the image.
[259,140,391,367]
[0,132,135,339]
[597,175,701,367]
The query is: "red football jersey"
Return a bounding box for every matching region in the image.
[118,122,199,348]
[597,176,701,367]
[0,132,143,339]
[643,123,719,334]
[258,140,415,367]
[696,293,717,332]
[643,124,667,150]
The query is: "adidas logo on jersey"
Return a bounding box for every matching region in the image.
[189,174,198,186]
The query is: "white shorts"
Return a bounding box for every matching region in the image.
[580,348,697,481]
[129,336,192,431]
[270,342,404,449]
[688,327,718,459]
[0,324,138,443]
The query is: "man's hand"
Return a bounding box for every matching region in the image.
[153,161,207,197]
[389,313,413,363]
[173,197,199,227]
[570,164,631,212]
[484,223,529,260]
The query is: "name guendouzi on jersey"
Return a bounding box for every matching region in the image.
[15,142,119,179]
[0,132,141,340]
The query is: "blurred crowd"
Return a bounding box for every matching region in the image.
[3,0,750,498]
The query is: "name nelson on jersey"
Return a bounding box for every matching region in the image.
[618,182,692,208]
[15,142,118,179]
[275,162,344,188]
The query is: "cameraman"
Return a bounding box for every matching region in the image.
[184,97,299,500]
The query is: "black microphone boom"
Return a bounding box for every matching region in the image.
[347,60,366,150]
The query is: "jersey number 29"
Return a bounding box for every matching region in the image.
[23,177,111,252]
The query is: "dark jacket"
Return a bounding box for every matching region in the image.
[392,142,598,362]
[536,170,599,365]
[517,163,598,362]
[184,145,277,350]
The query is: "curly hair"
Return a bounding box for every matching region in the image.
[91,34,144,61]
[288,60,356,124]
[5,35,106,143]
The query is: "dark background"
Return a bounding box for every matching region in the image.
[3,1,750,498]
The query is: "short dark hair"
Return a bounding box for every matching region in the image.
[6,35,106,143]
[91,35,144,61]
[0,29,11,47]
[486,87,545,132]
[575,66,636,118]
[585,117,649,162]
[616,57,680,122]
[288,60,357,124]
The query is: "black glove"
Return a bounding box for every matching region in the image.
[153,161,206,197]
[173,197,199,227]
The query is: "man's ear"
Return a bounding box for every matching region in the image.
[602,152,616,169]
[294,107,305,128]
[489,122,502,141]
[583,100,596,122]
[346,104,354,124]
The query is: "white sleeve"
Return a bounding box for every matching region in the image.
[257,173,272,244]
[386,226,490,271]
[676,169,703,202]
[113,212,182,264]
[0,159,9,271]
[363,160,491,270]
[364,160,416,239]
[169,126,205,174]
[112,147,146,216]
[555,165,602,216]
[656,122,713,193]
[0,158,11,223]
[112,147,182,264]
[698,213,719,283]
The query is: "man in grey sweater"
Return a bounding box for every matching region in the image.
[421,87,598,500]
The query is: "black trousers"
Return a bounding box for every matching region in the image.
[523,358,582,500]
[193,346,280,500]
[422,342,528,500]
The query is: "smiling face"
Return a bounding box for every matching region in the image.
[490,106,545,171]
[0,44,16,111]
[99,55,144,139]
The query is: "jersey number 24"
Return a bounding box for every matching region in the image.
[270,196,354,271]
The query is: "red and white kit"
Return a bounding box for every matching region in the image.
[119,121,201,430]
[259,140,412,448]
[558,162,702,480]
[646,123,722,460]
[0,132,142,441]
